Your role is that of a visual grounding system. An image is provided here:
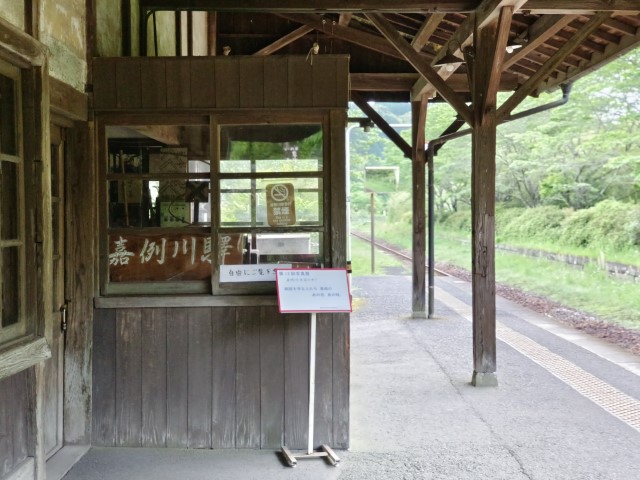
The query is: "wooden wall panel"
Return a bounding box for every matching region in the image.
[92,60,116,110]
[263,57,288,108]
[12,371,29,467]
[313,57,338,108]
[141,308,168,447]
[235,307,261,448]
[92,308,116,446]
[115,59,142,109]
[190,58,216,108]
[211,307,236,448]
[314,313,333,446]
[92,305,348,450]
[140,60,167,109]
[93,56,349,111]
[288,57,314,107]
[215,58,240,108]
[260,306,285,448]
[0,371,28,477]
[166,309,189,448]
[166,58,192,109]
[283,313,310,450]
[336,56,351,107]
[187,308,213,448]
[332,313,350,448]
[115,309,142,446]
[0,375,14,476]
[239,58,264,108]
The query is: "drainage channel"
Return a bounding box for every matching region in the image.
[435,286,640,433]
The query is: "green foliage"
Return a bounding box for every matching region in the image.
[498,206,569,243]
[559,199,640,250]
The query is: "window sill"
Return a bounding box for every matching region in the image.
[0,336,51,380]
[94,295,278,309]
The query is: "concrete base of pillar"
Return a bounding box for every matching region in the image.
[471,371,498,387]
[412,311,427,319]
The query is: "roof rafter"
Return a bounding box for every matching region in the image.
[498,11,611,120]
[536,16,640,93]
[366,12,474,125]
[503,14,579,69]
[411,13,446,51]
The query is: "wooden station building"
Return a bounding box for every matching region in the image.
[1,1,639,479]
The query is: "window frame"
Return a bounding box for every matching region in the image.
[0,58,28,346]
[211,113,330,295]
[98,111,333,297]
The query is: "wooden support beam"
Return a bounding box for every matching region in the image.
[497,11,611,120]
[479,6,512,121]
[411,13,445,51]
[254,25,313,55]
[351,92,412,159]
[138,0,640,14]
[352,72,519,93]
[366,13,474,126]
[470,11,501,388]
[276,13,406,60]
[338,13,352,26]
[138,1,478,13]
[411,96,428,318]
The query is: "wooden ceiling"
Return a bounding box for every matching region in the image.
[140,1,640,103]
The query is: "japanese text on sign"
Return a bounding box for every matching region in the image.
[275,268,352,313]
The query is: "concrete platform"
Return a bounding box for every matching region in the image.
[62,275,640,480]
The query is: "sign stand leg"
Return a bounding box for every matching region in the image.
[280,312,340,467]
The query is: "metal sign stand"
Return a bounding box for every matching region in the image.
[281,312,340,467]
[275,268,351,468]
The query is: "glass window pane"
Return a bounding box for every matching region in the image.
[1,161,19,240]
[2,246,19,327]
[218,232,323,283]
[220,124,322,173]
[108,233,211,283]
[0,73,17,156]
[219,178,322,228]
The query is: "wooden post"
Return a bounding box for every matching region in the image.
[411,96,427,318]
[470,7,512,387]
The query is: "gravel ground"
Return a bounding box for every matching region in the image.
[435,261,640,356]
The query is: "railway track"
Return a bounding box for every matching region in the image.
[350,231,449,276]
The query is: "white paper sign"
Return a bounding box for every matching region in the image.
[219,263,290,283]
[275,268,352,313]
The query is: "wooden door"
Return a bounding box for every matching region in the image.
[44,124,67,458]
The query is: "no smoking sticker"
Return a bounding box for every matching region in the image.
[266,183,296,227]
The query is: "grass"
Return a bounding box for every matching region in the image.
[349,235,410,276]
[353,217,640,331]
[433,229,640,331]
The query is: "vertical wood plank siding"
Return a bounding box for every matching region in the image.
[92,307,348,450]
[0,370,29,477]
[92,55,349,110]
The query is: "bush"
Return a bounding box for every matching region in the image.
[559,199,640,250]
[498,206,569,243]
[439,210,472,232]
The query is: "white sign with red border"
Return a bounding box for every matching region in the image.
[275,268,352,313]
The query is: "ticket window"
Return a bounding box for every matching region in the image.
[102,119,329,295]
